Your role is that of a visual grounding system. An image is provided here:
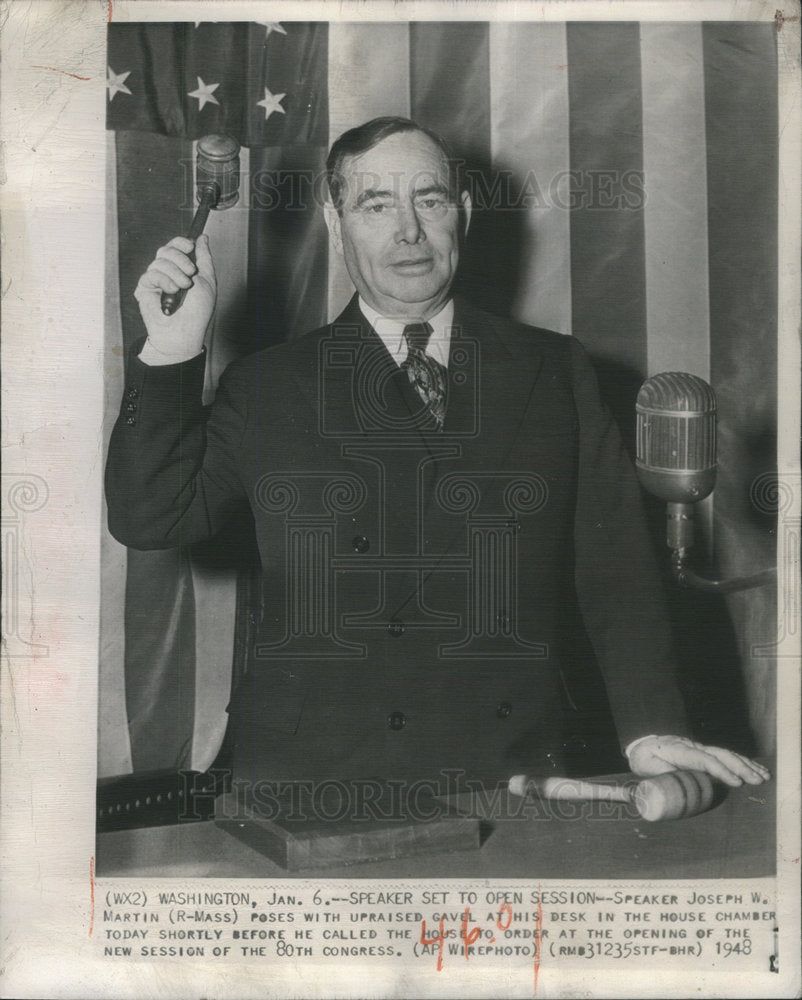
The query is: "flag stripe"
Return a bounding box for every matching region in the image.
[641,23,710,380]
[703,22,778,753]
[115,131,199,770]
[326,22,411,320]
[410,22,491,163]
[189,561,238,772]
[115,131,194,352]
[124,548,197,770]
[410,23,497,315]
[704,20,778,565]
[567,23,647,378]
[489,22,572,335]
[99,132,132,777]
[248,145,330,347]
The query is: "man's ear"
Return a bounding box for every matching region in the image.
[459,190,472,239]
[324,201,344,256]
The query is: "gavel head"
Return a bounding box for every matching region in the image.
[633,769,715,822]
[196,134,240,210]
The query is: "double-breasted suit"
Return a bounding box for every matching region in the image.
[106,295,690,791]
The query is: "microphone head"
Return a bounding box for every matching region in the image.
[196,134,240,210]
[636,372,717,504]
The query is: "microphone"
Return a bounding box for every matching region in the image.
[636,372,716,553]
[635,373,775,593]
[160,134,241,316]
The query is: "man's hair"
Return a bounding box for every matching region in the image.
[326,116,461,213]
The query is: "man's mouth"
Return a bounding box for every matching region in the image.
[390,257,434,272]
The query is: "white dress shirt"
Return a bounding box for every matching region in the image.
[358,297,453,370]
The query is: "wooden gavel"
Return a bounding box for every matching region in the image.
[509,769,715,822]
[160,133,241,316]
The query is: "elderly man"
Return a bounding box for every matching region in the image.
[106,116,768,794]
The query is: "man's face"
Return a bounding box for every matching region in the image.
[325,130,471,320]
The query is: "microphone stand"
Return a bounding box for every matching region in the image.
[666,502,777,594]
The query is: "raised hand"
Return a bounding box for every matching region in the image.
[133,234,216,364]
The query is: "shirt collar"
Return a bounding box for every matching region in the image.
[358,297,454,369]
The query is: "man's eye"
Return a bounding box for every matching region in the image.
[417,198,447,211]
[365,203,389,214]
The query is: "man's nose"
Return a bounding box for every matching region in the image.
[394,202,423,244]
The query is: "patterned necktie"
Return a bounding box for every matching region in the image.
[401,322,447,430]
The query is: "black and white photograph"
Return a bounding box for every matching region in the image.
[2,1,800,997]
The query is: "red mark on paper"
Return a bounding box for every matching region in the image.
[419,915,446,971]
[108,1,113,21]
[533,888,543,996]
[461,907,481,960]
[89,856,95,936]
[418,902,534,971]
[31,66,91,81]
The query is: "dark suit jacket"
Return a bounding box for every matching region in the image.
[106,295,690,790]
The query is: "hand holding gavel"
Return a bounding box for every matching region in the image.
[134,134,240,366]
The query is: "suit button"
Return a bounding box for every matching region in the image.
[388,711,406,731]
[126,416,137,426]
[387,621,404,637]
[496,701,512,719]
[126,386,139,400]
[125,402,137,414]
[352,535,369,553]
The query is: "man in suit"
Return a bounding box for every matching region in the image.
[106,116,768,795]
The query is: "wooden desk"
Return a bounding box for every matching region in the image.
[96,772,774,879]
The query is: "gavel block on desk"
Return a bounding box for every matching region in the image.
[509,769,716,822]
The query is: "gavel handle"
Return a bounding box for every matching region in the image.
[160,186,218,316]
[509,774,632,804]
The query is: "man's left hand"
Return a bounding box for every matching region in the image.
[627,735,770,787]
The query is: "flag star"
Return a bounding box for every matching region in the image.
[255,22,287,38]
[257,87,286,121]
[106,66,131,101]
[188,76,220,111]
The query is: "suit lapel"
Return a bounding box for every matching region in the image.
[290,295,441,550]
[287,295,549,562]
[417,299,548,569]
[448,297,545,464]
